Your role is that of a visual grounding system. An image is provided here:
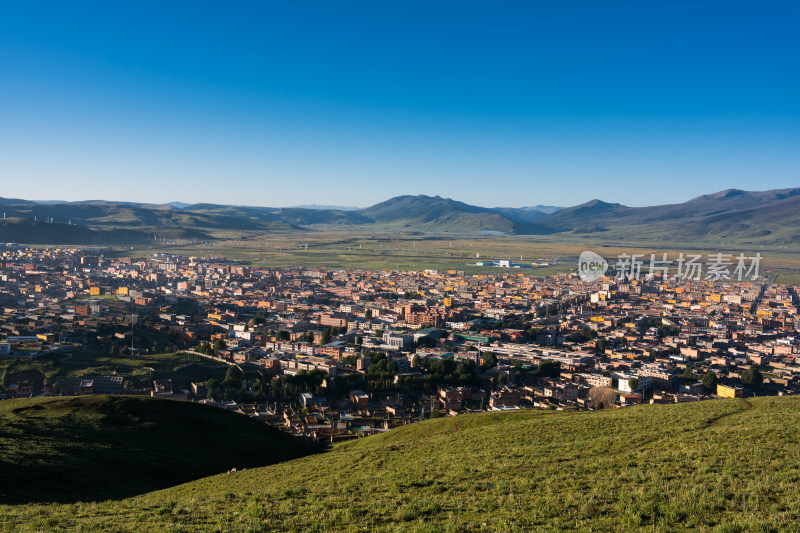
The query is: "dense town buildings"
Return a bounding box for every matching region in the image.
[1,245,798,440]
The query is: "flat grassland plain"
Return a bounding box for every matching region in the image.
[115,228,800,283]
[2,396,799,531]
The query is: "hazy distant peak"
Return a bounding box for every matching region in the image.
[289,204,361,211]
[688,189,748,202]
[577,199,626,210]
[524,205,563,214]
[687,187,800,204]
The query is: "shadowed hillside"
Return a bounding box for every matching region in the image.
[0,396,318,504]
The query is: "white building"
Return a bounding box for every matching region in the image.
[616,373,652,393]
[383,332,413,350]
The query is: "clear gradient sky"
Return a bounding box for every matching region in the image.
[1,1,798,208]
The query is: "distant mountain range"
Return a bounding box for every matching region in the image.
[0,187,798,245]
[537,188,800,244]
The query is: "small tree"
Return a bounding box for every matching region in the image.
[588,387,616,409]
[701,372,718,391]
[206,379,218,400]
[482,352,498,368]
[213,339,226,355]
[628,378,639,392]
[741,366,763,388]
[537,360,561,378]
[224,365,243,383]
[595,338,606,354]
[270,376,281,398]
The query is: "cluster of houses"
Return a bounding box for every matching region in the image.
[1,245,799,440]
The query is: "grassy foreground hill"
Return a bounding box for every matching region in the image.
[2,396,800,531]
[0,396,317,505]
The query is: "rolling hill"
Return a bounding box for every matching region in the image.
[0,201,299,232]
[356,195,560,233]
[0,218,155,245]
[183,203,371,226]
[0,195,554,238]
[490,205,555,223]
[360,188,800,243]
[358,195,519,233]
[1,186,799,244]
[0,396,317,504]
[1,396,799,530]
[534,187,800,244]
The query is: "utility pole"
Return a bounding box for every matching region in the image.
[130,297,135,357]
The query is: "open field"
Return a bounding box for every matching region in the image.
[0,351,228,390]
[110,228,800,281]
[2,396,800,531]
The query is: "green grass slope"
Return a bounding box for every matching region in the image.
[0,396,317,505]
[1,350,230,390]
[0,202,300,234]
[0,218,152,245]
[2,396,800,531]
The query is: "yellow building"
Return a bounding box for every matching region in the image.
[89,286,101,296]
[717,384,743,398]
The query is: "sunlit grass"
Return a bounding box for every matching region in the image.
[0,351,227,389]
[2,396,800,531]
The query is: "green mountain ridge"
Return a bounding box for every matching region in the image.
[0,186,798,243]
[0,218,157,245]
[2,396,800,531]
[540,188,800,244]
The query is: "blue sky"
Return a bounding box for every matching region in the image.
[1,1,798,208]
